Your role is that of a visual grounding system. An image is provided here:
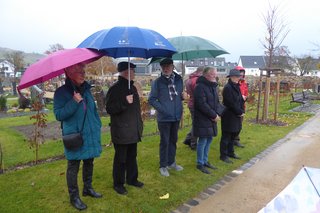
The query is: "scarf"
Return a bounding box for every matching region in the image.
[167,73,178,101]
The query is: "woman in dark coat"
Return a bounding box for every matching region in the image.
[220,69,245,164]
[54,63,102,211]
[105,62,144,195]
[193,67,222,174]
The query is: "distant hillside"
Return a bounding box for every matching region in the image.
[0,47,45,66]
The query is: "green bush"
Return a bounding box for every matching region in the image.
[0,95,7,111]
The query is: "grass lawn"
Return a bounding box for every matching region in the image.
[0,94,314,212]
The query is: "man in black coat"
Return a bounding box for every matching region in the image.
[105,62,144,195]
[220,69,245,164]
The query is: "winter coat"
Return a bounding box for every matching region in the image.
[221,79,245,133]
[148,72,183,122]
[239,79,248,97]
[186,71,202,109]
[54,78,102,160]
[239,79,248,110]
[193,76,220,137]
[105,76,143,145]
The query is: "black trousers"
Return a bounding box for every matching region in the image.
[220,131,239,159]
[184,108,198,147]
[113,143,138,187]
[67,158,94,199]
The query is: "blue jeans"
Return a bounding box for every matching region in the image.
[197,137,213,165]
[158,121,180,168]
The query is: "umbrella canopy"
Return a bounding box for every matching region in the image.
[78,26,177,89]
[18,48,103,90]
[168,35,229,60]
[77,26,177,59]
[258,166,320,212]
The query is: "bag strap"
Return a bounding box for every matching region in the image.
[60,100,87,133]
[79,103,87,133]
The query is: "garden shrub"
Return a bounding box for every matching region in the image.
[0,95,7,111]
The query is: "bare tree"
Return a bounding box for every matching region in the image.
[5,51,25,96]
[297,55,317,76]
[260,3,290,121]
[261,4,290,68]
[86,57,116,76]
[273,46,293,71]
[45,43,64,55]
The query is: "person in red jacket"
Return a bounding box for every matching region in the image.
[233,66,248,148]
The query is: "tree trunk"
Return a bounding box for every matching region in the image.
[12,81,17,96]
[274,74,281,121]
[0,143,3,174]
[256,71,263,122]
[262,75,271,121]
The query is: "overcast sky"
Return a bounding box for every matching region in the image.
[0,0,319,62]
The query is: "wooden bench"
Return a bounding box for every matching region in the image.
[290,92,308,105]
[303,90,320,100]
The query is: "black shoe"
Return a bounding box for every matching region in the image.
[190,145,197,150]
[183,139,191,145]
[196,165,211,174]
[70,197,87,211]
[114,185,128,195]
[234,141,245,148]
[83,188,103,198]
[127,181,144,188]
[204,162,218,170]
[220,157,233,164]
[229,154,241,159]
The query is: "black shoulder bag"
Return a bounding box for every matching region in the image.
[62,107,87,150]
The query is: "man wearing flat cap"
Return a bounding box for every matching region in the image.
[148,58,184,177]
[219,69,245,164]
[105,61,144,195]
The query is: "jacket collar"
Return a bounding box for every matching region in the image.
[197,76,218,87]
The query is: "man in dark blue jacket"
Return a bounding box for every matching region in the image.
[148,58,184,177]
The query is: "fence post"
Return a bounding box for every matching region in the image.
[0,143,3,174]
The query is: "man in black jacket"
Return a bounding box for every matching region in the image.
[105,61,144,195]
[220,69,245,164]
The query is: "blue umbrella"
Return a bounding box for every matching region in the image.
[78,26,177,88]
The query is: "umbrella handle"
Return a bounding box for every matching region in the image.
[128,51,131,90]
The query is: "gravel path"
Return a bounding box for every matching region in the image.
[174,107,320,213]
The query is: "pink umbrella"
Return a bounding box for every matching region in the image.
[17,48,103,90]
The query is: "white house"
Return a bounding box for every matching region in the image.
[238,56,266,76]
[0,59,16,77]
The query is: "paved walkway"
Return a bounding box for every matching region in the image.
[173,108,320,213]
